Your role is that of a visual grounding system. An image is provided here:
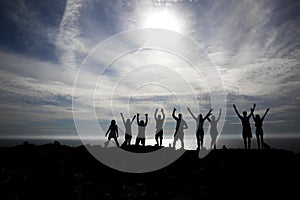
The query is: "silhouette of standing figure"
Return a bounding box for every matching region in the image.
[251,107,270,150]
[172,108,188,149]
[187,107,212,150]
[154,108,165,146]
[104,120,119,147]
[208,109,222,149]
[120,113,136,146]
[233,103,256,149]
[135,113,148,146]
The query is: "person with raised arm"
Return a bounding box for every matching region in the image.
[187,107,213,150]
[233,103,256,149]
[172,108,188,149]
[135,113,148,146]
[120,112,136,146]
[207,109,222,149]
[154,108,165,146]
[104,120,119,147]
[251,107,270,150]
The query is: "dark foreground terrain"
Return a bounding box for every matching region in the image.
[0,142,299,200]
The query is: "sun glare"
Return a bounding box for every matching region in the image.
[142,10,182,33]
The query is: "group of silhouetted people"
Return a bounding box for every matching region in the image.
[104,103,270,150]
[233,103,270,149]
[104,107,223,150]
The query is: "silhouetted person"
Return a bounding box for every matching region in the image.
[172,108,188,149]
[187,107,212,150]
[104,120,119,147]
[208,109,222,149]
[233,103,256,149]
[135,113,148,146]
[120,113,136,146]
[154,108,165,146]
[251,107,270,150]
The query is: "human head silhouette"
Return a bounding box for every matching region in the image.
[158,114,161,119]
[178,114,182,119]
[243,111,247,117]
[256,114,260,120]
[140,120,145,125]
[111,120,116,125]
[212,116,216,121]
[199,114,203,120]
[126,119,130,124]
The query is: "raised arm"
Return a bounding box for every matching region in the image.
[105,125,111,137]
[204,108,213,121]
[131,115,136,124]
[250,107,256,121]
[216,109,222,122]
[116,125,119,137]
[248,103,256,117]
[233,104,242,118]
[261,108,270,121]
[137,114,140,126]
[144,114,148,126]
[161,108,166,120]
[172,108,178,120]
[154,108,158,120]
[120,113,126,125]
[187,107,197,120]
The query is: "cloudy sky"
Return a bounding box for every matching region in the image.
[0,0,299,150]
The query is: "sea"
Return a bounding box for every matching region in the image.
[1,136,300,153]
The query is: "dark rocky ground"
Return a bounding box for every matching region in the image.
[0,142,299,200]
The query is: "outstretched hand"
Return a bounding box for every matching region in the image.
[187,107,190,111]
[233,104,236,108]
[267,108,270,112]
[145,113,148,117]
[173,107,177,111]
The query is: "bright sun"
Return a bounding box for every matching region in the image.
[142,10,182,33]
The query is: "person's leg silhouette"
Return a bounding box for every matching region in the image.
[196,134,200,150]
[128,137,132,146]
[113,137,119,147]
[155,134,159,146]
[173,139,176,149]
[256,134,261,150]
[200,134,204,149]
[180,137,184,149]
[243,138,247,149]
[247,138,251,149]
[160,135,163,146]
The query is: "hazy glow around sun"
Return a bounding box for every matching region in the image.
[142,10,182,33]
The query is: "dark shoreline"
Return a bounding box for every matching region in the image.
[1,142,299,200]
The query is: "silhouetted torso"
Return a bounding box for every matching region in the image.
[108,124,118,138]
[175,119,187,136]
[254,119,263,128]
[138,124,146,138]
[196,119,205,135]
[124,122,132,135]
[155,119,164,133]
